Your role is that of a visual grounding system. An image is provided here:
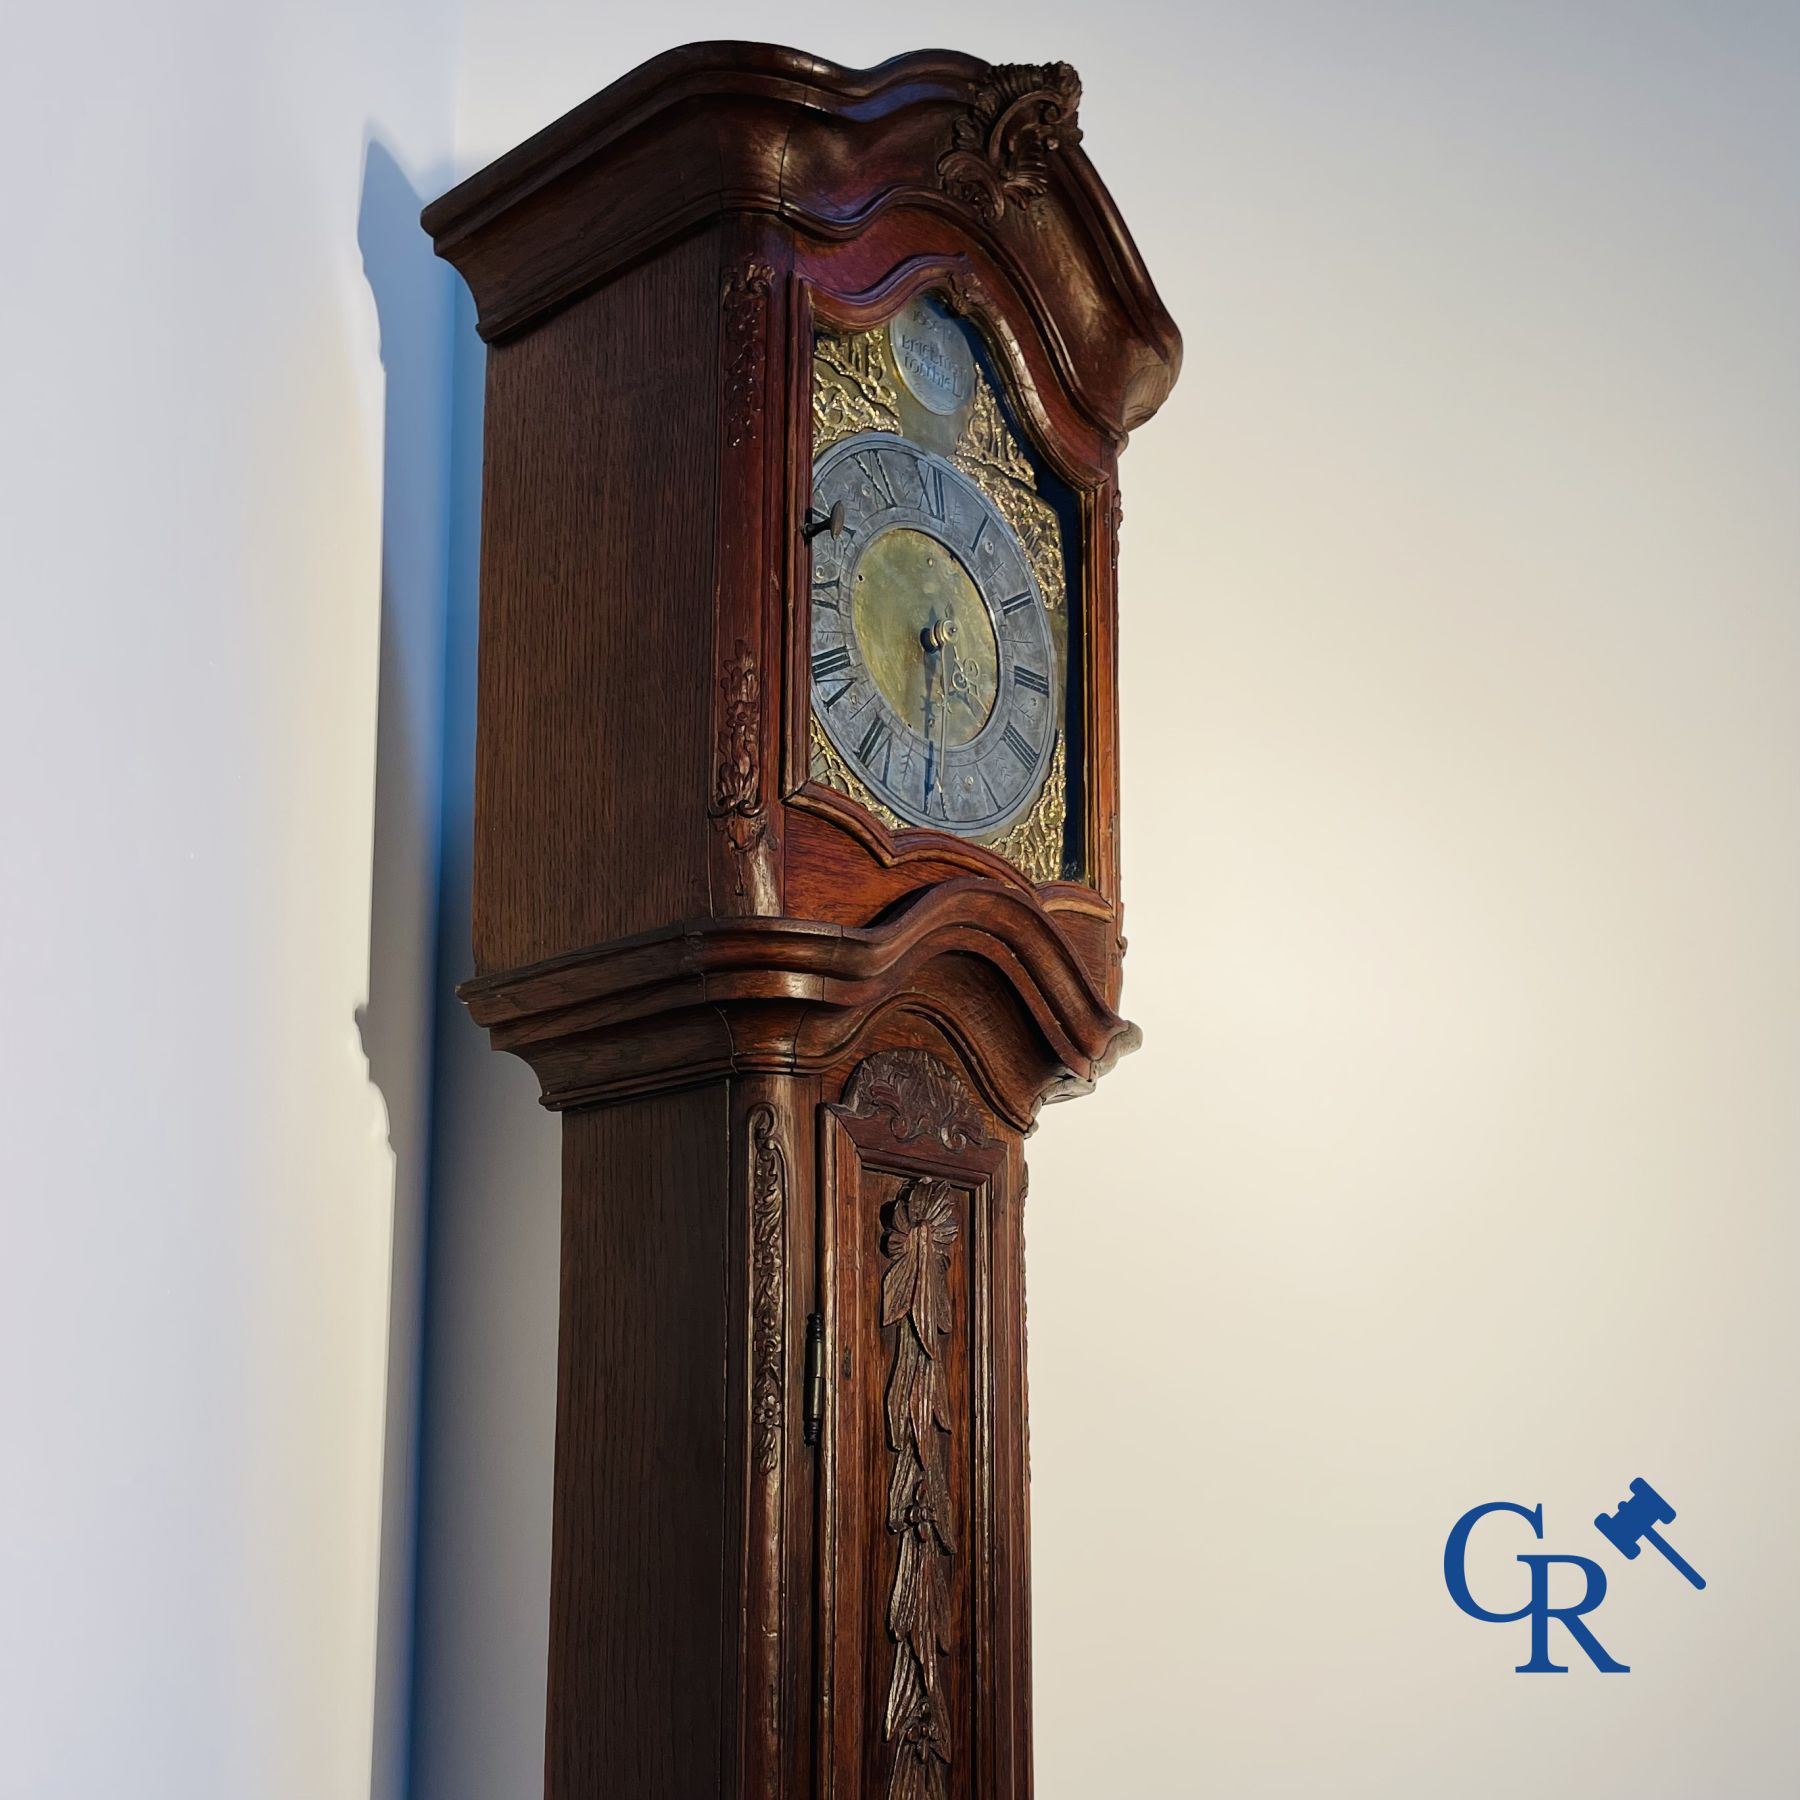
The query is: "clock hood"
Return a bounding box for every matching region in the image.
[423,40,1182,441]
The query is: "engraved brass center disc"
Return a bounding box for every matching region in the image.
[852,528,999,746]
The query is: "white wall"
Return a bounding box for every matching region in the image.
[6,6,1796,1799]
[424,5,1800,1798]
[0,6,458,1798]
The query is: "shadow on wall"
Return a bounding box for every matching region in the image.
[354,136,454,1800]
[400,187,564,1800]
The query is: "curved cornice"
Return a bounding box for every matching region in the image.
[458,877,1140,1126]
[423,41,1181,437]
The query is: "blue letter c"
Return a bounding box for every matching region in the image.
[1444,1501,1542,1623]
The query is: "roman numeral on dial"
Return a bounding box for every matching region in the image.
[1001,722,1036,768]
[854,452,896,507]
[812,645,852,682]
[1013,665,1049,695]
[1000,591,1035,616]
[858,716,893,781]
[916,458,945,520]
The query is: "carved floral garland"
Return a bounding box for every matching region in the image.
[722,262,773,447]
[813,327,902,452]
[747,1104,786,1474]
[709,638,766,890]
[880,1177,960,1800]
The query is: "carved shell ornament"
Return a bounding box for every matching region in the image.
[937,62,1083,223]
[845,1050,990,1153]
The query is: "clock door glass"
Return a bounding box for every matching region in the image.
[808,294,1085,883]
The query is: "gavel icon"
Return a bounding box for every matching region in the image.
[1594,1478,1706,1590]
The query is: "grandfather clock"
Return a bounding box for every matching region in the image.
[424,41,1180,1800]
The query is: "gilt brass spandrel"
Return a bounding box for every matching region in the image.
[954,380,1034,486]
[988,733,1066,885]
[812,327,901,453]
[952,385,1065,619]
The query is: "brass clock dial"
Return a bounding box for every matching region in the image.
[809,433,1056,834]
[807,293,1082,885]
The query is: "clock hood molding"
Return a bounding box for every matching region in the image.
[423,40,1182,439]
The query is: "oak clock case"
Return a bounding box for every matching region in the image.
[423,41,1180,1800]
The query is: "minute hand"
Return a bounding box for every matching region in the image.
[920,617,939,809]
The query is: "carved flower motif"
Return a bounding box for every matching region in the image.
[881,1181,959,1341]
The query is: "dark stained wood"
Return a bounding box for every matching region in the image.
[472,226,723,970]
[816,1047,1029,1800]
[426,41,1180,1800]
[550,1086,734,1798]
[458,881,1139,1129]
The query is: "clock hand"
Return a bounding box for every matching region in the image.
[920,608,940,807]
[920,609,962,815]
[943,643,975,709]
[937,675,949,817]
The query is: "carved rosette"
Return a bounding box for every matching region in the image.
[722,262,774,447]
[748,1104,786,1474]
[940,268,993,323]
[845,1049,989,1152]
[879,1176,960,1800]
[937,62,1083,224]
[710,638,767,890]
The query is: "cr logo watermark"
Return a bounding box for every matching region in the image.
[1444,1479,1704,1673]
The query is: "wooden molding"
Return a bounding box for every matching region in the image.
[458,877,1139,1127]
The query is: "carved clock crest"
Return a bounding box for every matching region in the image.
[426,40,1179,1800]
[938,62,1084,222]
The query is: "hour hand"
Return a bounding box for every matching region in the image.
[919,613,957,655]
